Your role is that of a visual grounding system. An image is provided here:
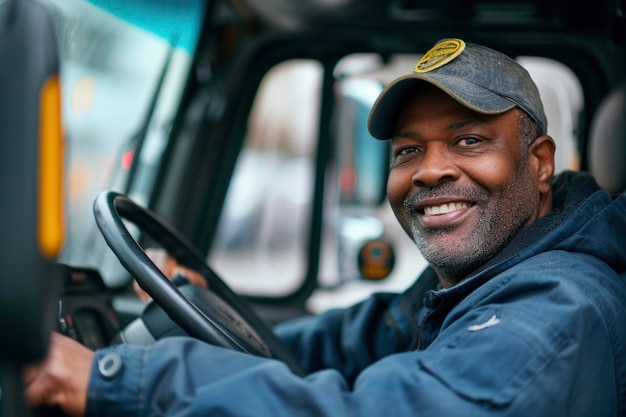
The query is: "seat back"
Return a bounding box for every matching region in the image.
[588,81,626,194]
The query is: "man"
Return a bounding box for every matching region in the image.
[24,39,626,416]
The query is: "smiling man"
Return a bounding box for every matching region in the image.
[386,84,553,287]
[25,39,626,417]
[369,39,555,288]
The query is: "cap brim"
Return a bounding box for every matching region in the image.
[367,73,517,140]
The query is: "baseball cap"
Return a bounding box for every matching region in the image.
[367,38,547,140]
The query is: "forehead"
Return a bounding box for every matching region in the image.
[393,86,519,133]
[397,85,471,121]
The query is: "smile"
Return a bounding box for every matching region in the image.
[423,202,471,216]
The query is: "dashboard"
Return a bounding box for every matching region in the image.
[56,265,122,350]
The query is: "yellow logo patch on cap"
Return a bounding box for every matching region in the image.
[414,39,465,73]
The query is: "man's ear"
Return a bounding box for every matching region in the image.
[529,135,556,194]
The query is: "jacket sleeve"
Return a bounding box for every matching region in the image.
[84,314,612,417]
[273,292,403,379]
[84,261,623,417]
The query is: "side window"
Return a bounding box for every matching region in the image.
[208,60,322,296]
[314,55,430,311]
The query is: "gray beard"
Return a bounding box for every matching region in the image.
[409,212,524,281]
[403,174,536,282]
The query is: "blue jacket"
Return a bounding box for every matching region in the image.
[86,172,626,417]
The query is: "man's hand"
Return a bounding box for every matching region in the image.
[134,248,208,302]
[23,332,93,417]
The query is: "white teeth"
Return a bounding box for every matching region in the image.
[424,202,469,216]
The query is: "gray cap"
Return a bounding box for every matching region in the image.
[367,39,547,140]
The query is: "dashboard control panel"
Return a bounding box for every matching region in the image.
[57,265,121,349]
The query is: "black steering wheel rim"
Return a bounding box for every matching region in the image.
[93,191,305,375]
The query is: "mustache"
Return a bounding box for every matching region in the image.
[402,183,488,214]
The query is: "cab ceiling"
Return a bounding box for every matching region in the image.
[228,0,618,35]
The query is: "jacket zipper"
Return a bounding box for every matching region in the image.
[414,310,430,350]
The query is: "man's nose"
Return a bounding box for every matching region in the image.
[411,146,460,187]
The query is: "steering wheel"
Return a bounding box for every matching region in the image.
[93,191,305,376]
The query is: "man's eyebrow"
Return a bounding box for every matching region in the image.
[391,131,419,139]
[445,118,487,130]
[391,117,488,139]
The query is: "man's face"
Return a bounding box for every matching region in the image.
[386,86,547,286]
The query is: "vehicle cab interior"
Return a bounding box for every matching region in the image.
[1,0,625,415]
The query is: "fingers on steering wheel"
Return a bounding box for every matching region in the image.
[134,249,208,302]
[172,266,207,289]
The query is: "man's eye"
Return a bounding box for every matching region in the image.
[397,146,419,155]
[459,137,481,146]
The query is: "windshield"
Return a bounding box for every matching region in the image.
[43,0,204,272]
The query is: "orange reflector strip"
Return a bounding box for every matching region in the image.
[38,75,65,258]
